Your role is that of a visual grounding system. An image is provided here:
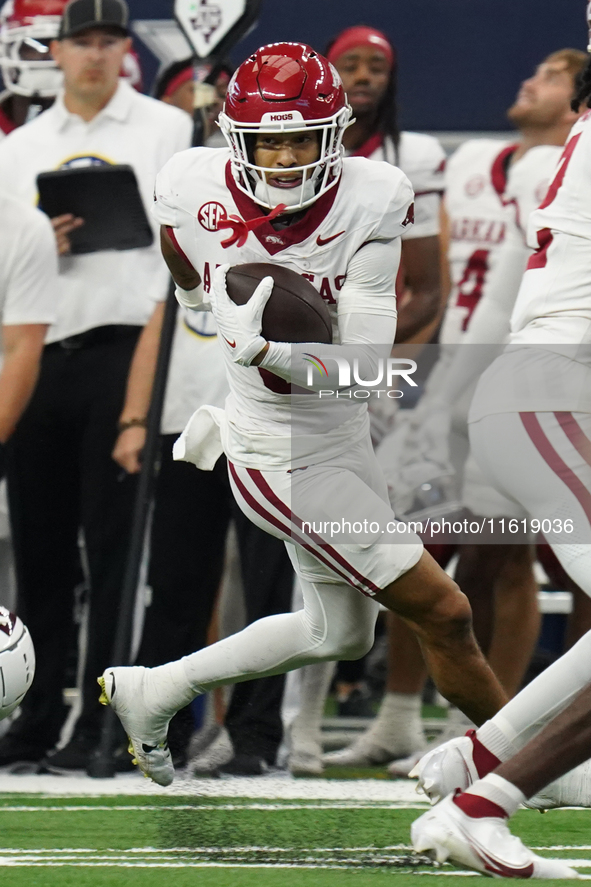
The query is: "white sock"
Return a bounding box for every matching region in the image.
[476,719,516,762]
[144,660,196,716]
[463,773,526,817]
[366,692,424,751]
[481,629,591,751]
[141,576,377,723]
[291,661,336,736]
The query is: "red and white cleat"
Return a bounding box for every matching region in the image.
[411,794,580,879]
[410,734,479,804]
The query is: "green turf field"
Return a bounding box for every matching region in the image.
[1,793,590,886]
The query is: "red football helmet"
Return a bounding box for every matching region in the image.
[218,42,351,211]
[0,0,66,97]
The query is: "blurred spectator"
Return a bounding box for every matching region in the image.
[0,0,192,770]
[0,194,57,471]
[154,57,232,145]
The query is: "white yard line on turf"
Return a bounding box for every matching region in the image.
[0,773,425,802]
[0,802,427,811]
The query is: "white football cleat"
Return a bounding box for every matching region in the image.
[289,738,324,777]
[526,759,591,810]
[98,667,174,787]
[409,734,479,803]
[189,726,233,775]
[322,735,398,768]
[388,748,425,779]
[411,794,580,879]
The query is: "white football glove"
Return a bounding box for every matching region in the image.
[210,264,273,366]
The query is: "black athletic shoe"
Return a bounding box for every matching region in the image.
[337,687,374,718]
[43,731,98,773]
[217,753,270,776]
[0,732,49,766]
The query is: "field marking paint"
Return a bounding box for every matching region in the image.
[0,802,428,812]
[0,847,590,872]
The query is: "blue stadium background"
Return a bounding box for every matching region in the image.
[128,0,587,132]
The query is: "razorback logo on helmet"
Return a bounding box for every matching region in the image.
[0,606,15,637]
[198,201,228,232]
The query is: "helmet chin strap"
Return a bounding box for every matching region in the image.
[253,175,316,212]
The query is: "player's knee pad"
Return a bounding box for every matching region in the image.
[311,614,376,662]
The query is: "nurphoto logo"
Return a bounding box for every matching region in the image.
[303,353,418,399]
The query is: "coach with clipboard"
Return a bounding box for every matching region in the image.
[0,0,192,771]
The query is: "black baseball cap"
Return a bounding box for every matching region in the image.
[58,0,130,40]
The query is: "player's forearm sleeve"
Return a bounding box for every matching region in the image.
[174,284,211,312]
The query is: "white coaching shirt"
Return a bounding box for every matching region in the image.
[0,191,57,342]
[161,308,228,435]
[0,80,192,342]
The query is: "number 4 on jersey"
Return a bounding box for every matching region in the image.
[455,248,490,331]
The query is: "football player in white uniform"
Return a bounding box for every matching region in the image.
[326,25,445,345]
[98,42,506,787]
[325,48,586,775]
[410,16,591,875]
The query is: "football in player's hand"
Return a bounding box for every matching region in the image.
[226,263,332,344]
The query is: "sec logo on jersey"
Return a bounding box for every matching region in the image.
[198,201,228,231]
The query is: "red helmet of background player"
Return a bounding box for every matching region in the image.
[0,0,67,96]
[218,42,351,211]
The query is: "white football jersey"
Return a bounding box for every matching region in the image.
[510,112,591,345]
[350,131,445,240]
[440,139,558,345]
[526,110,591,244]
[450,143,563,346]
[154,147,414,467]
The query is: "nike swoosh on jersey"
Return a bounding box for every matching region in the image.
[223,336,236,348]
[316,230,345,246]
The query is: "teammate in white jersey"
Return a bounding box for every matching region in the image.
[98,42,506,786]
[326,25,445,345]
[410,21,591,873]
[326,49,586,776]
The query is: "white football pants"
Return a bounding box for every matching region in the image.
[470,410,591,751]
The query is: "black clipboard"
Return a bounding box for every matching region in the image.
[37,164,154,255]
